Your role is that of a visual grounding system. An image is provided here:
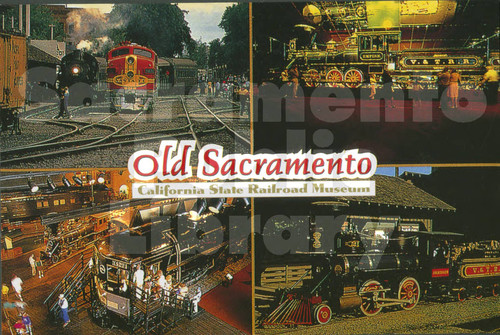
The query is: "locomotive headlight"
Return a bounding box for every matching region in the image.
[127,57,135,64]
[72,66,80,74]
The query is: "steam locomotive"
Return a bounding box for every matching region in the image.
[107,42,158,112]
[57,50,99,106]
[257,220,500,326]
[274,1,499,89]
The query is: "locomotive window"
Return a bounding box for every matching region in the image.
[60,199,66,205]
[133,48,152,58]
[43,201,49,208]
[111,48,130,58]
[107,265,119,284]
[360,36,372,51]
[37,201,42,209]
[70,198,76,204]
[54,200,59,206]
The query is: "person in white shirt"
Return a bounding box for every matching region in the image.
[11,274,23,301]
[29,255,36,277]
[192,287,202,314]
[133,266,145,299]
[58,294,70,327]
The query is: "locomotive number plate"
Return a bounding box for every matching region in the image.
[360,52,384,61]
[431,268,449,278]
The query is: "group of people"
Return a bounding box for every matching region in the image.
[286,64,498,107]
[28,254,45,279]
[2,274,33,334]
[199,77,250,116]
[129,265,202,312]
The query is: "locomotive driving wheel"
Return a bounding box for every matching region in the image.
[474,285,483,299]
[344,69,363,88]
[398,277,420,310]
[313,304,332,324]
[359,279,385,316]
[325,69,343,87]
[305,69,320,87]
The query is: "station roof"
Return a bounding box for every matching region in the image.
[337,175,456,212]
[28,44,60,65]
[158,57,196,67]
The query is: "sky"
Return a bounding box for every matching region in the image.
[375,166,432,176]
[66,3,233,43]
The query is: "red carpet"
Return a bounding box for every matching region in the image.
[198,264,252,334]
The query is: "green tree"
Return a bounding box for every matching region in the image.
[0,5,65,40]
[108,4,191,57]
[188,38,208,68]
[219,4,249,74]
[208,38,224,68]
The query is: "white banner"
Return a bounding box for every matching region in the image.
[132,180,375,198]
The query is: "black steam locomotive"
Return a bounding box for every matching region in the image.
[89,197,250,329]
[257,220,500,326]
[57,50,99,106]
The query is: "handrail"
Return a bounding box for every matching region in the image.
[43,254,83,305]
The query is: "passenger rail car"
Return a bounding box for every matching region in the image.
[107,42,158,112]
[1,31,26,134]
[89,197,249,326]
[257,220,500,326]
[1,186,110,224]
[57,50,99,106]
[158,58,198,95]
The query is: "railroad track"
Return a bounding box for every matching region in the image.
[1,96,250,167]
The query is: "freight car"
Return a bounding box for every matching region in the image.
[0,31,26,134]
[57,49,99,106]
[107,42,158,112]
[158,58,198,95]
[257,220,499,326]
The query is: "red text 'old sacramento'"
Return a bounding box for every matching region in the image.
[128,141,377,181]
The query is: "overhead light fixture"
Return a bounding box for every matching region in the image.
[97,173,105,184]
[208,198,226,214]
[86,174,95,185]
[188,199,207,221]
[72,176,83,186]
[28,178,39,193]
[62,176,72,188]
[47,177,56,191]
[242,198,250,208]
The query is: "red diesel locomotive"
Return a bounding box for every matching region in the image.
[107,42,158,112]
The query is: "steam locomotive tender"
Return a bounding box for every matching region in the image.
[57,50,99,106]
[107,42,158,112]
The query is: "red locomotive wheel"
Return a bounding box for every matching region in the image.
[475,285,483,299]
[326,69,343,87]
[359,279,385,316]
[398,277,420,310]
[313,304,332,324]
[458,288,467,302]
[344,69,363,88]
[305,69,320,87]
[493,283,499,297]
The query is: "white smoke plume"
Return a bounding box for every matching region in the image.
[68,8,114,55]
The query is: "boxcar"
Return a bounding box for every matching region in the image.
[1,31,26,133]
